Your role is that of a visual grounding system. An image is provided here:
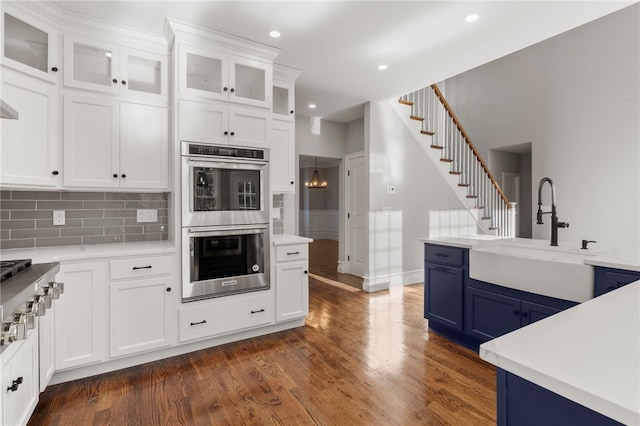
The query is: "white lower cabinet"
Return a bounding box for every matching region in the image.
[275,243,310,322]
[1,328,40,426]
[54,261,108,371]
[38,301,55,392]
[179,291,273,343]
[108,255,174,358]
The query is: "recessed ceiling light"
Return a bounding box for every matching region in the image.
[269,30,281,38]
[465,14,479,23]
[308,104,317,109]
[378,64,388,71]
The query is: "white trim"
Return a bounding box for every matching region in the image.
[362,269,423,292]
[337,260,349,274]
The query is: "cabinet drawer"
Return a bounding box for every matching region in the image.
[179,291,273,342]
[425,244,464,266]
[110,255,173,280]
[275,244,308,262]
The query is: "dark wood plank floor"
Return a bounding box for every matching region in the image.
[29,258,496,425]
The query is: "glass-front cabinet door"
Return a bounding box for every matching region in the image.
[178,44,271,108]
[1,7,60,83]
[272,79,295,122]
[120,47,168,104]
[179,44,227,101]
[229,55,272,108]
[63,34,120,94]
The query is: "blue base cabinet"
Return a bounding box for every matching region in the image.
[423,243,577,349]
[424,244,465,332]
[497,369,622,426]
[465,280,576,343]
[594,266,640,297]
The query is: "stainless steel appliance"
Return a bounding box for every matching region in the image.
[181,142,269,227]
[181,142,271,302]
[0,259,62,353]
[181,224,270,302]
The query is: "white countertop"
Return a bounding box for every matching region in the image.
[422,236,640,271]
[480,280,640,425]
[0,241,176,263]
[272,234,313,245]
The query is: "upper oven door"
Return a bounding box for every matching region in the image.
[182,157,269,227]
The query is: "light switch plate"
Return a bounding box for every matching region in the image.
[136,209,158,223]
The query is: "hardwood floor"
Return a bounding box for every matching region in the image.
[29,276,496,425]
[309,239,363,289]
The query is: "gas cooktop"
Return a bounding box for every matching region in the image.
[0,259,32,283]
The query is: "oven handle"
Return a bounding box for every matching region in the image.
[187,159,268,169]
[187,224,268,237]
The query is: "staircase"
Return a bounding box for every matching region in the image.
[395,84,514,237]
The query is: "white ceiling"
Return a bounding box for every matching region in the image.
[50,1,634,123]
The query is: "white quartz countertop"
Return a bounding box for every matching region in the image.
[272,234,313,245]
[480,281,640,425]
[0,241,176,263]
[422,236,640,271]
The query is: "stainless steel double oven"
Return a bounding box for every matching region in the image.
[181,142,270,302]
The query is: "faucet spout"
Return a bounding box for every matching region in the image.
[536,177,568,246]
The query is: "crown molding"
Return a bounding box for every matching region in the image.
[165,17,280,61]
[274,63,302,81]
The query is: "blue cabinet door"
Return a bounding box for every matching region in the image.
[521,300,561,326]
[466,287,521,342]
[594,267,640,296]
[424,262,463,331]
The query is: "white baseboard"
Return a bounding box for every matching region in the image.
[337,260,349,274]
[362,269,423,292]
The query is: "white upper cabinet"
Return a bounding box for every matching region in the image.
[178,43,272,108]
[272,79,295,122]
[64,34,168,105]
[64,94,168,190]
[179,99,270,149]
[1,68,60,187]
[1,5,60,83]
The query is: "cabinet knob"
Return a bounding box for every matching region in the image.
[290,110,294,114]
[290,181,294,184]
[512,310,520,316]
[223,87,228,92]
[52,170,59,176]
[121,80,127,85]
[166,287,172,292]
[521,312,529,318]
[304,270,308,274]
[121,174,126,178]
[112,78,118,84]
[224,131,229,136]
[51,67,59,72]
[230,88,235,93]
[230,132,235,136]
[113,173,118,178]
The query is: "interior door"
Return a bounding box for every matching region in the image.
[346,153,366,277]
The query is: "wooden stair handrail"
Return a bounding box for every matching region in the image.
[430,84,512,209]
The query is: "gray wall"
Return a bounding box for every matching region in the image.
[442,4,640,250]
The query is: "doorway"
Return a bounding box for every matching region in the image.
[488,143,532,238]
[299,154,362,289]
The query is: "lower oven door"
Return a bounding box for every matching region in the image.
[182,224,270,302]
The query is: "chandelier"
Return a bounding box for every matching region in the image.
[305,157,327,189]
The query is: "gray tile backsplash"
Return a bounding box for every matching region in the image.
[272,194,284,235]
[0,191,169,249]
